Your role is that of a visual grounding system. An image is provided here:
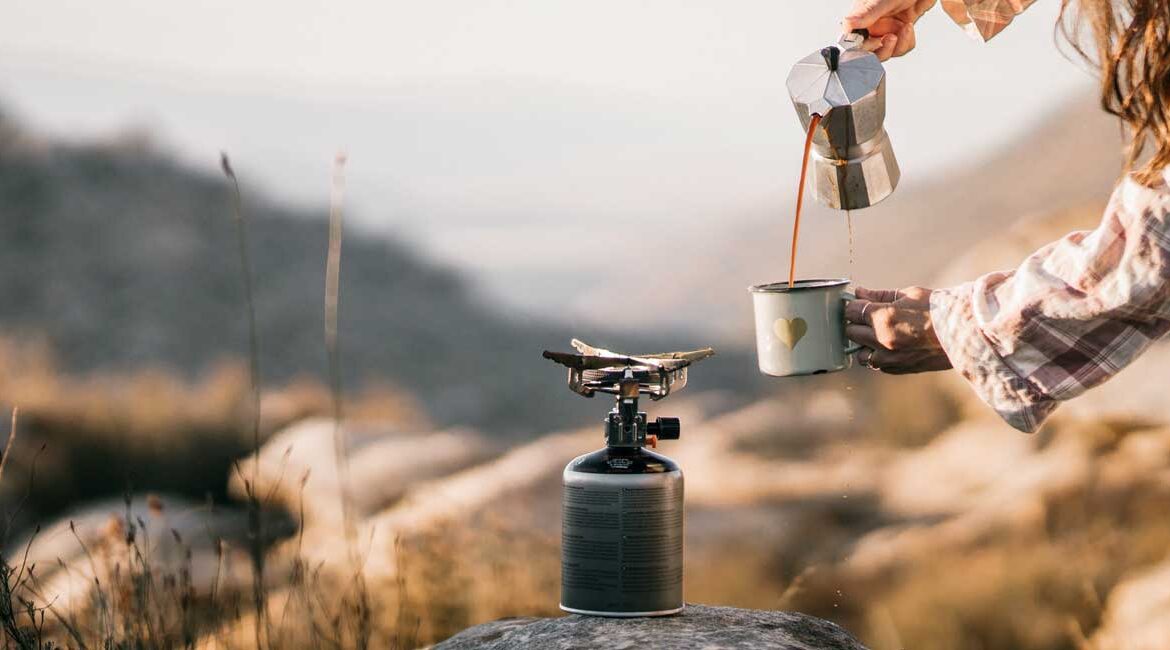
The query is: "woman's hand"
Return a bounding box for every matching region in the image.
[843,0,938,60]
[844,287,952,374]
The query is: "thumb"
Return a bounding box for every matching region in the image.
[843,0,906,31]
[854,287,900,303]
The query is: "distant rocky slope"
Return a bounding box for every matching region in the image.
[0,110,763,435]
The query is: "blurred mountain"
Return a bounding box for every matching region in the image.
[576,91,1127,340]
[0,110,764,436]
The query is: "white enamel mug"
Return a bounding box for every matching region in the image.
[748,279,862,377]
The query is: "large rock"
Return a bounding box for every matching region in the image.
[229,417,493,530]
[432,604,868,650]
[10,493,296,615]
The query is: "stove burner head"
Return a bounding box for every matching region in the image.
[543,339,714,401]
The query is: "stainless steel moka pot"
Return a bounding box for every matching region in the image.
[543,340,714,617]
[786,30,900,210]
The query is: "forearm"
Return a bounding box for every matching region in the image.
[931,173,1170,432]
[930,280,1058,432]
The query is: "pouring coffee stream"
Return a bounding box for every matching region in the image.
[788,113,822,289]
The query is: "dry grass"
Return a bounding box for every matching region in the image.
[0,336,426,537]
[0,488,380,649]
[0,512,560,648]
[391,517,561,646]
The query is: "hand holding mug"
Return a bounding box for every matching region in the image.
[844,286,952,374]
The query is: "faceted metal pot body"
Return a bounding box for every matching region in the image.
[560,446,684,617]
[786,34,900,210]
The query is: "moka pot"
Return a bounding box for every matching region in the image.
[786,31,900,210]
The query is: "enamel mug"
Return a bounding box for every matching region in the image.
[749,279,862,377]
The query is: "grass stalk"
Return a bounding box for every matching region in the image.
[324,151,371,649]
[0,409,16,488]
[220,152,267,650]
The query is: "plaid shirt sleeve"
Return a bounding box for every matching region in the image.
[941,0,1037,41]
[930,171,1170,432]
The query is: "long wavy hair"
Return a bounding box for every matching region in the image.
[1060,0,1170,185]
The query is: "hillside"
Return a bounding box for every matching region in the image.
[0,110,763,435]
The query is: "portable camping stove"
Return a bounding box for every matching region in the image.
[543,339,714,617]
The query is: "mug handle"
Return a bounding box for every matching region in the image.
[841,291,863,355]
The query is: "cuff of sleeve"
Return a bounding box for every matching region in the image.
[940,0,1027,42]
[930,284,1058,433]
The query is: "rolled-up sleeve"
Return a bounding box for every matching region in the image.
[941,0,1037,41]
[930,172,1170,432]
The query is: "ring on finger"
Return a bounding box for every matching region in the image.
[861,349,878,370]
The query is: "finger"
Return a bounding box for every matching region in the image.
[874,34,899,61]
[881,364,914,375]
[866,16,908,37]
[914,0,939,21]
[854,287,900,303]
[844,299,874,325]
[846,324,886,350]
[867,348,895,370]
[856,16,904,52]
[858,36,886,54]
[892,23,917,57]
[843,0,910,31]
[858,347,886,371]
[876,353,917,374]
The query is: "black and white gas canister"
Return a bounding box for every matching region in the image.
[560,410,684,616]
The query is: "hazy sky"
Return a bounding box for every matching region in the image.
[1,1,1094,321]
[1,1,1087,92]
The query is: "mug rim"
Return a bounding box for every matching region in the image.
[748,278,850,294]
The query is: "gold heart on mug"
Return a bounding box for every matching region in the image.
[773,317,808,350]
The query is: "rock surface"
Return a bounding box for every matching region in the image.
[229,417,493,529]
[432,604,868,650]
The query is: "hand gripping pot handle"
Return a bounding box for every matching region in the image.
[841,291,863,355]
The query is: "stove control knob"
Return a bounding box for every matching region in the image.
[648,417,681,441]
